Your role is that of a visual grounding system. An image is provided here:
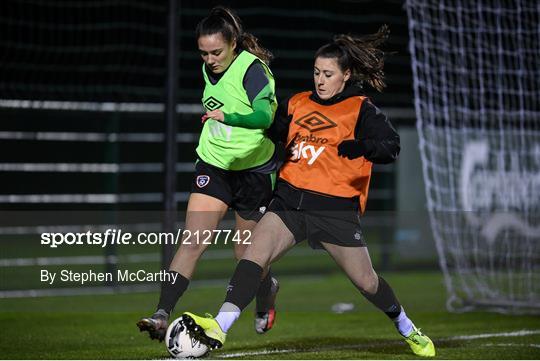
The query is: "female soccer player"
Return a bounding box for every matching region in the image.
[137,6,280,341]
[181,26,436,357]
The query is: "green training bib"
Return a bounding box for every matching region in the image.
[197,51,276,170]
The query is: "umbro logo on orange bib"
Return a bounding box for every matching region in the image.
[203,96,224,111]
[294,111,337,133]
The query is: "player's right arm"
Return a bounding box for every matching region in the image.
[266,97,292,144]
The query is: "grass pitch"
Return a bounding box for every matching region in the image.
[1,271,539,359]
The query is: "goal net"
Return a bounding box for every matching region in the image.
[405,0,540,313]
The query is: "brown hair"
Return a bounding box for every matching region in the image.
[315,25,390,92]
[195,6,273,65]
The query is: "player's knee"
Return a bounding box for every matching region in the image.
[242,248,270,269]
[233,244,248,260]
[357,271,379,295]
[233,249,243,261]
[178,241,206,258]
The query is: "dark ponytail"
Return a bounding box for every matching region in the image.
[196,6,273,65]
[315,25,390,92]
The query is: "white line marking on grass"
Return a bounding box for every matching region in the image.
[483,343,540,348]
[220,340,404,359]
[444,329,540,341]
[217,329,540,359]
[221,349,297,358]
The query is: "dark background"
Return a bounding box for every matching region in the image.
[0,0,412,211]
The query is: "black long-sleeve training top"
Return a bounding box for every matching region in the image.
[267,85,400,164]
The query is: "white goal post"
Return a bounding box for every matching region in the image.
[406,0,540,313]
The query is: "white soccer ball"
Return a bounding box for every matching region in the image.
[165,317,209,359]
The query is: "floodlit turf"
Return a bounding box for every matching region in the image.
[1,271,539,359]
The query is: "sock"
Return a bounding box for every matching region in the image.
[156,271,189,314]
[255,270,273,312]
[224,259,263,310]
[393,307,414,337]
[361,276,402,319]
[153,308,169,319]
[215,302,241,333]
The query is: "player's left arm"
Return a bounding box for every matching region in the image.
[220,61,274,129]
[337,100,400,164]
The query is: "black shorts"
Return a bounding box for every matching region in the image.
[191,159,275,221]
[267,181,367,249]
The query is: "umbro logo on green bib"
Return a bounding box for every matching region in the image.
[203,96,224,111]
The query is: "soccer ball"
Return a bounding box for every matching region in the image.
[165,317,209,359]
